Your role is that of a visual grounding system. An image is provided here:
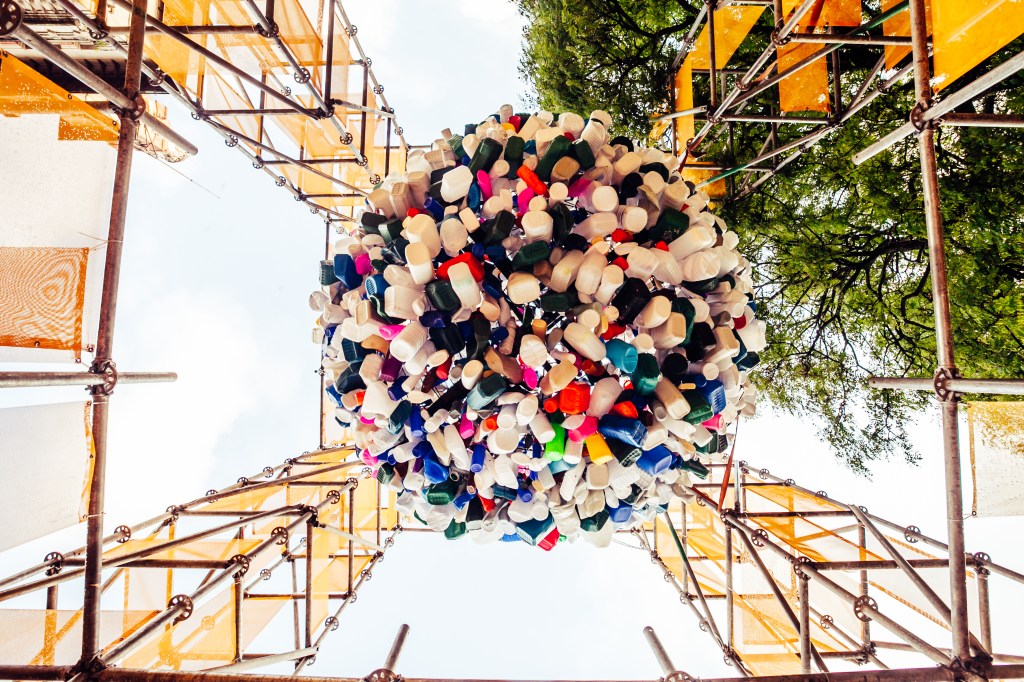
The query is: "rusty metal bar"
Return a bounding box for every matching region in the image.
[79,0,147,663]
[347,487,355,593]
[105,23,257,34]
[304,520,314,649]
[383,624,410,672]
[245,592,349,600]
[906,0,969,659]
[939,113,1024,128]
[869,376,1024,396]
[233,576,243,663]
[858,523,870,647]
[87,664,1024,682]
[719,114,829,124]
[643,626,679,677]
[207,648,318,673]
[798,574,811,674]
[0,371,177,388]
[977,567,992,653]
[788,32,912,45]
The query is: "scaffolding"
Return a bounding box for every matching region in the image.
[1,0,1024,680]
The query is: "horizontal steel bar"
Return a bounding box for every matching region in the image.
[719,114,829,124]
[652,106,708,123]
[202,108,308,116]
[0,666,72,680]
[90,665,1024,682]
[107,23,258,34]
[681,163,773,172]
[62,558,228,569]
[244,592,349,600]
[869,376,1024,396]
[873,641,1024,664]
[788,32,913,45]
[176,509,267,516]
[262,158,359,165]
[329,98,396,118]
[743,510,853,517]
[939,112,1024,128]
[810,559,955,570]
[206,647,318,673]
[0,371,177,388]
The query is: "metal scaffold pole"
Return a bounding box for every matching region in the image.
[79,0,147,665]
[906,0,970,663]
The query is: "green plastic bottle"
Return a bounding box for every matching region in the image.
[444,519,467,540]
[425,476,459,505]
[632,353,661,396]
[545,423,567,461]
[682,390,712,425]
[534,135,572,182]
[467,373,507,410]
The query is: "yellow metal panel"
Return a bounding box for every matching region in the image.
[0,247,90,354]
[776,42,831,112]
[932,0,1024,92]
[689,6,766,70]
[0,609,156,666]
[882,0,928,69]
[103,538,262,562]
[745,484,845,512]
[782,0,862,28]
[674,59,695,152]
[0,51,118,143]
[681,162,727,198]
[201,484,284,512]
[276,0,323,83]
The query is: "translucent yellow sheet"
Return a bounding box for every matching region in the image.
[931,0,1024,92]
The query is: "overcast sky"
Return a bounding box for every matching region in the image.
[0,0,1021,679]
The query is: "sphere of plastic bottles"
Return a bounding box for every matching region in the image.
[311,105,765,548]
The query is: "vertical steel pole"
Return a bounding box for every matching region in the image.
[724,526,735,652]
[977,567,992,652]
[384,117,392,177]
[680,510,689,595]
[908,0,969,661]
[708,1,718,111]
[323,0,335,100]
[290,557,301,651]
[304,520,314,649]
[233,576,243,663]
[360,63,369,158]
[799,574,811,674]
[830,27,842,117]
[81,0,146,664]
[858,523,871,647]
[347,487,356,593]
[45,586,58,611]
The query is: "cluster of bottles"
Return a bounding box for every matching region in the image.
[310,105,764,548]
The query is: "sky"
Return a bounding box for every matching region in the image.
[0,0,1022,679]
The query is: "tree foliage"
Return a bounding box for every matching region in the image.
[516,0,1024,474]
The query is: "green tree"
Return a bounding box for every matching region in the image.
[516,0,1024,474]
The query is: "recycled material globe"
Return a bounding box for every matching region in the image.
[311,105,766,549]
